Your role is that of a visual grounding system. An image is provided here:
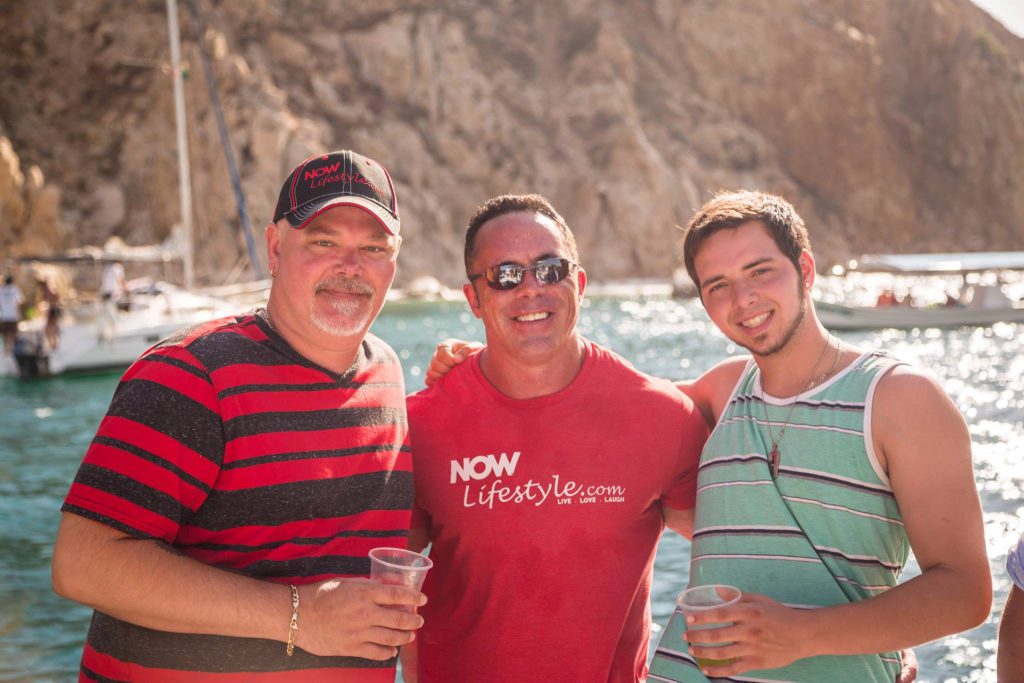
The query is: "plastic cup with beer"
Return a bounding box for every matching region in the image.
[369,547,432,611]
[677,584,742,669]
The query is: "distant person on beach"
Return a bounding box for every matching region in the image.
[429,191,987,682]
[999,533,1024,680]
[52,150,424,680]
[0,274,24,355]
[404,193,709,682]
[39,277,61,349]
[98,259,126,341]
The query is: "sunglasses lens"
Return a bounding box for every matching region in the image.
[535,258,570,285]
[489,264,525,290]
[482,258,573,290]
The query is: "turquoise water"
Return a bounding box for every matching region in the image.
[1,297,1020,682]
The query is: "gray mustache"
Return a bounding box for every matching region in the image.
[315,276,375,297]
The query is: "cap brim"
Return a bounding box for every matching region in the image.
[284,197,400,235]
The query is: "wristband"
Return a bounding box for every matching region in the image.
[286,584,300,656]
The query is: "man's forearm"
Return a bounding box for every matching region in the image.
[53,512,427,659]
[801,565,991,657]
[52,513,289,642]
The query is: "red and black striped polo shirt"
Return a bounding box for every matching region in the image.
[62,313,412,681]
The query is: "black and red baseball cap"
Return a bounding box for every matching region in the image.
[272,150,400,235]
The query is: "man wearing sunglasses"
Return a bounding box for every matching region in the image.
[402,193,709,682]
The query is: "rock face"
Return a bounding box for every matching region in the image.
[0,0,1022,284]
[0,136,62,258]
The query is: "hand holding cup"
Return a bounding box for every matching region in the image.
[678,584,742,669]
[369,547,432,612]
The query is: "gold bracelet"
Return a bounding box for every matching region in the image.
[286,584,300,656]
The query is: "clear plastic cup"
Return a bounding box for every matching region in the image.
[369,547,432,611]
[677,584,742,669]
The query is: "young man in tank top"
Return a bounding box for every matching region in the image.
[428,190,990,682]
[643,190,992,682]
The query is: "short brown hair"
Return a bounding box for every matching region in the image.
[681,190,811,289]
[464,194,580,278]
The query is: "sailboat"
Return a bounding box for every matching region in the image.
[7,279,238,378]
[3,0,261,379]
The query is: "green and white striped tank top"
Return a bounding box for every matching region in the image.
[650,351,908,683]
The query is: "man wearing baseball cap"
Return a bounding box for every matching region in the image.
[53,150,423,681]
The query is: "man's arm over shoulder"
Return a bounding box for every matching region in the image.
[424,339,483,387]
[675,355,748,428]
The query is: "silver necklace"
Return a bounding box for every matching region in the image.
[762,335,841,479]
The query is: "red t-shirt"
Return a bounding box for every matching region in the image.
[407,340,708,682]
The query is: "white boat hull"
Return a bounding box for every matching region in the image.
[46,316,207,374]
[4,284,243,378]
[816,301,1024,330]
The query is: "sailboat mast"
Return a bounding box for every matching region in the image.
[167,0,194,289]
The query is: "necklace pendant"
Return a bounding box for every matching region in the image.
[769,446,781,479]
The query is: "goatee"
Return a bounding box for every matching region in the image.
[311,276,376,336]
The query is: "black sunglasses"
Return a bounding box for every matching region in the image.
[469,257,577,291]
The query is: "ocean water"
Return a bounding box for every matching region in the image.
[0,296,1020,682]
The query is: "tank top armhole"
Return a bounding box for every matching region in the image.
[863,358,904,490]
[707,357,757,443]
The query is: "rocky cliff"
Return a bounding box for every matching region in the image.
[1,0,1022,285]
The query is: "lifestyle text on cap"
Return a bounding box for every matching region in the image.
[273,150,400,235]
